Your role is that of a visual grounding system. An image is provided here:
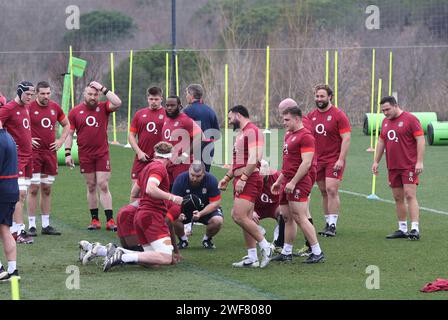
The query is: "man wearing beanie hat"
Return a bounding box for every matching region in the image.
[0,81,35,244]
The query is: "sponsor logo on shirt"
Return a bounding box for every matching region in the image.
[96,107,100,112]
[186,189,190,193]
[312,117,316,121]
[34,111,39,115]
[202,188,207,194]
[16,111,20,115]
[174,121,179,127]
[143,114,147,118]
[398,121,403,127]
[292,136,296,142]
[385,123,388,127]
[51,109,55,116]
[159,114,164,119]
[80,111,84,114]
[327,115,332,121]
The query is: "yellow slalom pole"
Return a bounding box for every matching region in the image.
[125,50,133,148]
[224,64,229,166]
[334,50,338,107]
[69,46,74,110]
[110,52,118,144]
[369,78,382,199]
[11,275,20,300]
[389,50,393,96]
[325,50,329,85]
[368,48,376,152]
[265,45,270,131]
[175,54,179,97]
[165,52,169,99]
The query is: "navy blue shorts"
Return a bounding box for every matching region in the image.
[184,208,223,225]
[0,202,16,226]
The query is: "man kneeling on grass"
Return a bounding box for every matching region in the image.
[79,142,183,271]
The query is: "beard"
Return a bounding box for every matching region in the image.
[232,120,240,131]
[86,99,97,108]
[166,108,180,118]
[316,100,329,109]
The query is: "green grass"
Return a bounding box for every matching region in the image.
[1,128,448,300]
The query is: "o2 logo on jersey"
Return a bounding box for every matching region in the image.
[408,171,414,182]
[23,118,30,129]
[283,143,289,155]
[294,189,301,199]
[41,118,53,131]
[260,193,273,204]
[146,122,158,134]
[315,124,327,136]
[163,128,171,140]
[387,130,399,143]
[86,116,99,127]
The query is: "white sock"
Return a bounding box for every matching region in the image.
[398,221,408,233]
[8,261,16,274]
[258,238,269,250]
[122,253,138,263]
[96,246,107,257]
[281,243,293,255]
[181,235,188,241]
[273,225,279,242]
[325,215,330,224]
[28,216,36,229]
[0,261,3,269]
[411,222,419,232]
[41,214,50,228]
[248,248,258,262]
[18,224,25,233]
[329,214,338,226]
[85,243,93,251]
[10,222,18,233]
[203,235,209,241]
[311,243,322,255]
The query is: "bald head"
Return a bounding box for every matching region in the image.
[278,98,298,114]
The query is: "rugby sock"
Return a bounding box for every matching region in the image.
[281,243,293,255]
[411,221,419,232]
[311,243,322,255]
[325,215,330,225]
[329,214,338,226]
[398,221,408,233]
[202,235,209,241]
[41,214,50,228]
[90,208,99,220]
[18,224,25,233]
[277,215,285,247]
[180,235,188,241]
[122,253,138,263]
[28,216,36,229]
[7,261,16,274]
[0,261,3,269]
[273,225,279,242]
[305,218,314,248]
[10,222,18,234]
[258,238,269,250]
[248,248,258,262]
[105,209,113,221]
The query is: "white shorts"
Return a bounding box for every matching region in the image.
[18,178,31,191]
[143,236,173,255]
[31,174,55,185]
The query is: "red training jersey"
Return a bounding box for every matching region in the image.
[232,122,264,171]
[137,160,170,213]
[282,127,315,180]
[380,111,424,170]
[255,170,280,211]
[68,101,112,156]
[161,112,202,162]
[29,100,66,151]
[0,100,32,158]
[130,107,165,159]
[307,106,350,164]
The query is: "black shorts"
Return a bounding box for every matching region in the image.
[0,202,17,226]
[183,208,223,225]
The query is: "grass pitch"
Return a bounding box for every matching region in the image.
[1,128,447,300]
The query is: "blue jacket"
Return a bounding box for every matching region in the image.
[0,129,19,202]
[184,101,221,144]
